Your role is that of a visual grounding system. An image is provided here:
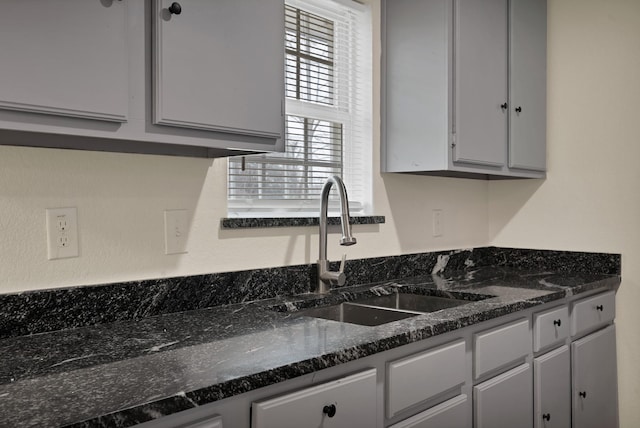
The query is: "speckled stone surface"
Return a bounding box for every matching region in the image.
[0,247,621,427]
[0,247,620,339]
[221,215,386,229]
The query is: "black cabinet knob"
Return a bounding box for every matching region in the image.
[168,2,182,15]
[553,319,562,327]
[543,413,551,421]
[323,404,336,418]
[500,103,508,110]
[515,106,522,113]
[579,391,587,398]
[596,305,604,311]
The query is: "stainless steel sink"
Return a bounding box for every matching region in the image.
[354,293,472,313]
[291,292,483,327]
[299,302,419,326]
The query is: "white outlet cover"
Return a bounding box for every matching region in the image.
[164,210,189,255]
[46,207,79,260]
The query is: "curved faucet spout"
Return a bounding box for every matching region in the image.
[317,176,357,294]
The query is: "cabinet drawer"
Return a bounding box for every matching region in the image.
[389,394,469,428]
[474,319,531,380]
[251,369,376,428]
[533,305,569,352]
[571,291,615,337]
[387,339,466,418]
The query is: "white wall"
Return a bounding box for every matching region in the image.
[3,0,635,425]
[489,0,640,426]
[0,0,488,294]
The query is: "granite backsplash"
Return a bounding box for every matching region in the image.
[0,247,621,339]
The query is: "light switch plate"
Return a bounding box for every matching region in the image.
[46,207,79,260]
[164,209,188,255]
[432,209,443,237]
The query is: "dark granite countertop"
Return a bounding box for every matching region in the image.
[0,263,620,428]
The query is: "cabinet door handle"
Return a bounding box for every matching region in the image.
[500,102,508,110]
[323,404,337,418]
[596,305,604,311]
[553,319,562,327]
[168,2,182,15]
[579,391,587,398]
[515,106,522,113]
[542,413,551,421]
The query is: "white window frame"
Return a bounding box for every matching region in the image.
[227,0,372,218]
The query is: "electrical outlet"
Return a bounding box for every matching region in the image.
[164,210,189,255]
[432,209,443,237]
[46,207,79,260]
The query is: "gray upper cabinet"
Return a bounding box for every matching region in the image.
[0,0,128,122]
[153,0,283,140]
[382,0,546,179]
[0,0,284,158]
[509,0,547,171]
[454,0,508,169]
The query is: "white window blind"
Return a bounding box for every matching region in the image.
[228,0,372,217]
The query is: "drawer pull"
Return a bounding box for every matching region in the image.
[542,413,551,421]
[579,391,587,398]
[553,319,562,327]
[323,404,336,418]
[596,305,604,311]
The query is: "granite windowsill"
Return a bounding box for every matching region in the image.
[221,215,385,229]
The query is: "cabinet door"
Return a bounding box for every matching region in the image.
[153,0,284,139]
[390,394,469,428]
[572,325,619,428]
[474,363,533,428]
[534,346,570,428]
[453,0,508,168]
[0,0,128,122]
[252,369,376,428]
[509,0,547,171]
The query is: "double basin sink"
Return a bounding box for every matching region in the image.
[276,290,491,327]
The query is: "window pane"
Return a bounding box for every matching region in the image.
[229,115,342,200]
[284,5,334,106]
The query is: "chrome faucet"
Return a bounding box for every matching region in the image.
[316,176,357,294]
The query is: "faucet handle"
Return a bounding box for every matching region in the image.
[333,254,347,286]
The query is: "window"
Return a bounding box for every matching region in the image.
[228,0,372,217]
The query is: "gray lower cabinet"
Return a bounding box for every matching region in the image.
[135,292,618,428]
[0,0,284,158]
[251,369,377,428]
[571,325,619,428]
[386,339,466,418]
[534,345,571,428]
[389,394,468,428]
[473,363,533,428]
[382,0,546,179]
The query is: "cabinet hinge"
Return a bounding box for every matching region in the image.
[450,133,457,149]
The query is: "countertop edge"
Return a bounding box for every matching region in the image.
[63,274,621,427]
